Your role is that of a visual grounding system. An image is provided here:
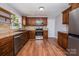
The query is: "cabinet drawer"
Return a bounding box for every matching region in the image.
[58,32,68,49]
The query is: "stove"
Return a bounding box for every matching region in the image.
[35,27,43,39]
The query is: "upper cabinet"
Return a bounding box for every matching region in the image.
[27,17,47,26]
[69,3,79,10]
[22,16,27,26]
[27,17,35,26]
[62,7,71,24]
[62,3,79,24]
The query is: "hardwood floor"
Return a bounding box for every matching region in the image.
[17,39,67,56]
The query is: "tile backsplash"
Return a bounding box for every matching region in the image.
[25,26,48,30]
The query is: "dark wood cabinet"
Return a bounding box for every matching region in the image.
[0,36,13,56]
[43,30,48,39]
[28,30,35,40]
[58,32,68,49]
[27,30,48,40]
[62,10,69,24]
[62,7,71,24]
[22,31,28,42]
[62,3,79,24]
[20,31,28,45]
[27,17,47,26]
[27,18,35,26]
[69,3,79,10]
[0,31,29,56]
[22,16,27,26]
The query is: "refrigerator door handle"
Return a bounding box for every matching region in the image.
[68,33,79,38]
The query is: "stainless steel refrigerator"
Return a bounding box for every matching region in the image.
[68,8,79,56]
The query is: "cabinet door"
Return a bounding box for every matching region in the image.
[0,36,13,56]
[27,18,36,26]
[29,31,35,40]
[25,31,29,41]
[63,10,69,24]
[58,32,63,47]
[62,34,68,49]
[43,31,48,39]
[22,16,27,26]
[42,18,47,25]
[58,32,68,49]
[27,31,29,39]
[29,31,32,39]
[31,31,35,39]
[62,6,71,24]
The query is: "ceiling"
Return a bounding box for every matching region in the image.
[8,3,69,18]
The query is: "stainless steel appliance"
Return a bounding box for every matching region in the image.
[68,8,79,56]
[35,27,43,39]
[14,33,23,55]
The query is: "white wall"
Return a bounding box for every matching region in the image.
[0,3,22,28]
[47,18,55,37]
[55,14,68,38]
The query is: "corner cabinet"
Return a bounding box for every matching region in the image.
[57,32,68,49]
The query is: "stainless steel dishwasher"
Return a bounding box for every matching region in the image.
[13,33,23,55]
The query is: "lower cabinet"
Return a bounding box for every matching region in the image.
[0,31,28,56]
[28,30,35,40]
[28,30,48,40]
[43,30,48,39]
[0,36,13,56]
[58,32,68,49]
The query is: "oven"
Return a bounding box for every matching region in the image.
[35,28,43,39]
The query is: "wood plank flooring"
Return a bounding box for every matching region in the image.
[17,39,67,56]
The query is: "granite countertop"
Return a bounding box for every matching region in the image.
[0,28,48,39]
[58,31,68,34]
[0,31,23,39]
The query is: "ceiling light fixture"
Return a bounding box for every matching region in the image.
[39,7,44,11]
